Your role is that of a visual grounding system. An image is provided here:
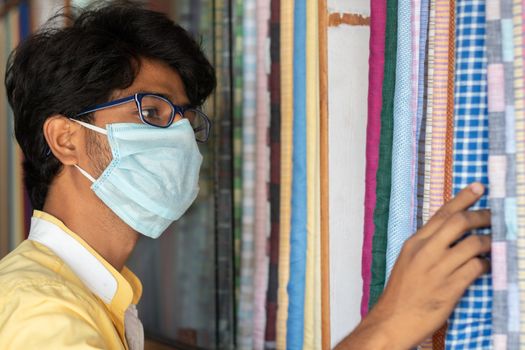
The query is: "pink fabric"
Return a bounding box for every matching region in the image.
[410,0,421,232]
[361,0,387,317]
[252,0,271,349]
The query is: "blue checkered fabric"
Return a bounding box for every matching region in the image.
[445,1,492,349]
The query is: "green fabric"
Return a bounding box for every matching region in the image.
[369,0,398,310]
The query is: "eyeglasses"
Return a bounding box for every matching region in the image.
[75,93,212,142]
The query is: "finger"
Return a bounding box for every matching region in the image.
[429,210,491,248]
[448,257,490,297]
[416,183,486,239]
[439,235,491,274]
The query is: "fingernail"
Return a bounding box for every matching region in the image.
[470,183,484,195]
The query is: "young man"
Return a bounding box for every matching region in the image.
[1,1,490,349]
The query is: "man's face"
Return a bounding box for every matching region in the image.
[84,58,191,177]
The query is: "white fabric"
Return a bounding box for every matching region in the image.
[28,216,144,349]
[125,304,145,350]
[28,216,118,303]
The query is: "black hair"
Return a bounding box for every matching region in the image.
[5,0,216,210]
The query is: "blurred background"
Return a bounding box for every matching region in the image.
[0,0,235,349]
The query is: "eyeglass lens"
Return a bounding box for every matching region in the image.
[183,109,209,142]
[140,95,210,142]
[140,95,174,127]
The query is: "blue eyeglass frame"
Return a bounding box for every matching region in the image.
[76,93,212,141]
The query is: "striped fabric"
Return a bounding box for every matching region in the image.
[486,0,519,348]
[237,0,257,347]
[410,0,424,232]
[415,0,430,231]
[414,0,430,226]
[275,0,294,348]
[514,0,525,347]
[428,0,452,219]
[445,1,492,348]
[361,0,386,317]
[422,0,435,225]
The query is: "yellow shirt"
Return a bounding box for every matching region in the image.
[0,211,143,349]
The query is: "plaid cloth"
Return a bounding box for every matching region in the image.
[445,1,492,348]
[237,0,257,348]
[486,0,519,348]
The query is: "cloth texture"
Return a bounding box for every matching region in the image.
[428,0,452,219]
[416,0,430,232]
[303,0,321,348]
[237,0,257,347]
[385,0,417,280]
[361,0,386,317]
[369,0,398,310]
[265,0,281,348]
[445,1,492,348]
[286,0,307,347]
[486,0,519,348]
[275,0,294,348]
[233,0,244,324]
[512,0,525,347]
[253,0,271,348]
[422,0,436,225]
[0,211,142,349]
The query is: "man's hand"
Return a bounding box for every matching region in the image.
[336,183,491,350]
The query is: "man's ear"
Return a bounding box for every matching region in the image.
[43,115,82,165]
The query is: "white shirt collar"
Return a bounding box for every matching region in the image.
[28,215,118,304]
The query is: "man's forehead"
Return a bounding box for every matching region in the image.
[115,59,189,105]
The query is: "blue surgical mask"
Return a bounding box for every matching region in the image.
[72,118,203,238]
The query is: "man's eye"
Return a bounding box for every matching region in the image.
[142,108,161,119]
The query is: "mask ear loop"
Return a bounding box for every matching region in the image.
[74,164,96,183]
[69,119,104,183]
[69,118,108,135]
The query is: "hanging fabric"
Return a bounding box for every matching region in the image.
[486,0,519,347]
[233,0,244,324]
[275,0,294,348]
[369,0,398,310]
[252,0,271,348]
[265,0,281,348]
[361,0,386,317]
[304,0,321,348]
[384,0,417,280]
[513,0,525,347]
[237,0,257,347]
[415,0,430,231]
[445,1,492,347]
[286,0,307,347]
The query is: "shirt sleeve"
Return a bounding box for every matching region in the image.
[0,281,114,349]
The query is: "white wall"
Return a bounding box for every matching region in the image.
[327,0,370,347]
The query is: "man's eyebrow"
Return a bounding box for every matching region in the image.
[127,90,175,102]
